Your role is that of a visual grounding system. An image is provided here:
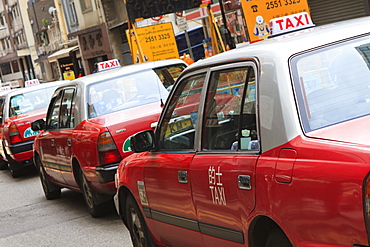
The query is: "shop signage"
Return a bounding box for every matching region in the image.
[25,79,40,87]
[241,0,310,42]
[176,17,189,31]
[126,22,179,64]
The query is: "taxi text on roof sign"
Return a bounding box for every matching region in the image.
[25,79,40,87]
[97,59,121,72]
[0,86,10,91]
[240,0,310,42]
[269,12,314,36]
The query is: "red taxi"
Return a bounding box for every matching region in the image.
[0,81,67,178]
[32,59,186,217]
[115,16,370,246]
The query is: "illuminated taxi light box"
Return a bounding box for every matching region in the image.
[0,86,10,91]
[97,59,121,72]
[269,12,314,37]
[25,79,40,87]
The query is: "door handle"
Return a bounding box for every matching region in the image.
[67,139,72,147]
[51,139,54,146]
[238,175,251,190]
[178,170,188,184]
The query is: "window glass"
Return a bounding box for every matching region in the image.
[202,67,258,151]
[68,0,78,25]
[46,91,62,130]
[80,0,92,12]
[0,97,5,123]
[9,86,57,117]
[11,60,19,73]
[158,73,205,150]
[87,70,169,118]
[153,64,187,91]
[59,88,75,129]
[292,36,370,131]
[1,62,11,75]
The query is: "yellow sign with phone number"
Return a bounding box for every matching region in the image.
[126,22,179,64]
[241,0,310,42]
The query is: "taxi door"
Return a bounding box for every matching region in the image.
[37,90,65,184]
[54,88,77,187]
[143,73,207,246]
[191,64,259,246]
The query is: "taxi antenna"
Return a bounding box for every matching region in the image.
[154,65,165,107]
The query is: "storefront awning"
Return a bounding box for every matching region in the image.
[48,46,79,62]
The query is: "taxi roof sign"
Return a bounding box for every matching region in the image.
[269,12,314,37]
[25,79,40,87]
[97,59,121,72]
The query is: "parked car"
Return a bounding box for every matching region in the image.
[0,81,67,177]
[114,15,370,246]
[32,59,187,217]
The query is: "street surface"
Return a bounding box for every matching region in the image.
[0,166,133,247]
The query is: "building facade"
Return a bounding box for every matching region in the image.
[0,0,40,88]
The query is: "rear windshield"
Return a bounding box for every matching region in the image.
[9,86,57,117]
[87,69,170,118]
[292,35,370,132]
[153,64,186,91]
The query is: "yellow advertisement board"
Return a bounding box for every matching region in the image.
[127,22,179,64]
[241,0,310,42]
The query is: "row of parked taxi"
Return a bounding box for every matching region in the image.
[0,59,187,218]
[3,13,370,247]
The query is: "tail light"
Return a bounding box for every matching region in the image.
[364,174,370,242]
[97,131,121,165]
[8,123,22,144]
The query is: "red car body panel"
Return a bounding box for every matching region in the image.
[115,17,370,247]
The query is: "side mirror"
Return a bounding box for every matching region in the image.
[31,119,46,131]
[130,130,155,153]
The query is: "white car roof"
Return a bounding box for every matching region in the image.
[63,59,188,89]
[184,16,370,73]
[5,80,68,97]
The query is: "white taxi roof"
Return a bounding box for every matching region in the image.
[179,16,370,153]
[4,80,68,98]
[67,59,187,88]
[184,16,370,73]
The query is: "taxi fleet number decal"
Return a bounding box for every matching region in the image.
[208,166,227,205]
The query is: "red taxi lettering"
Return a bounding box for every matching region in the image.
[270,12,314,36]
[25,79,40,87]
[275,13,310,31]
[97,59,120,71]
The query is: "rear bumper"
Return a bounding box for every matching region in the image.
[6,140,34,161]
[95,163,119,184]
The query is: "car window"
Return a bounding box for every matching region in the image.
[202,66,258,151]
[292,36,370,132]
[87,69,169,118]
[59,88,75,129]
[9,86,56,117]
[153,64,187,91]
[46,91,63,130]
[157,73,206,150]
[0,97,5,124]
